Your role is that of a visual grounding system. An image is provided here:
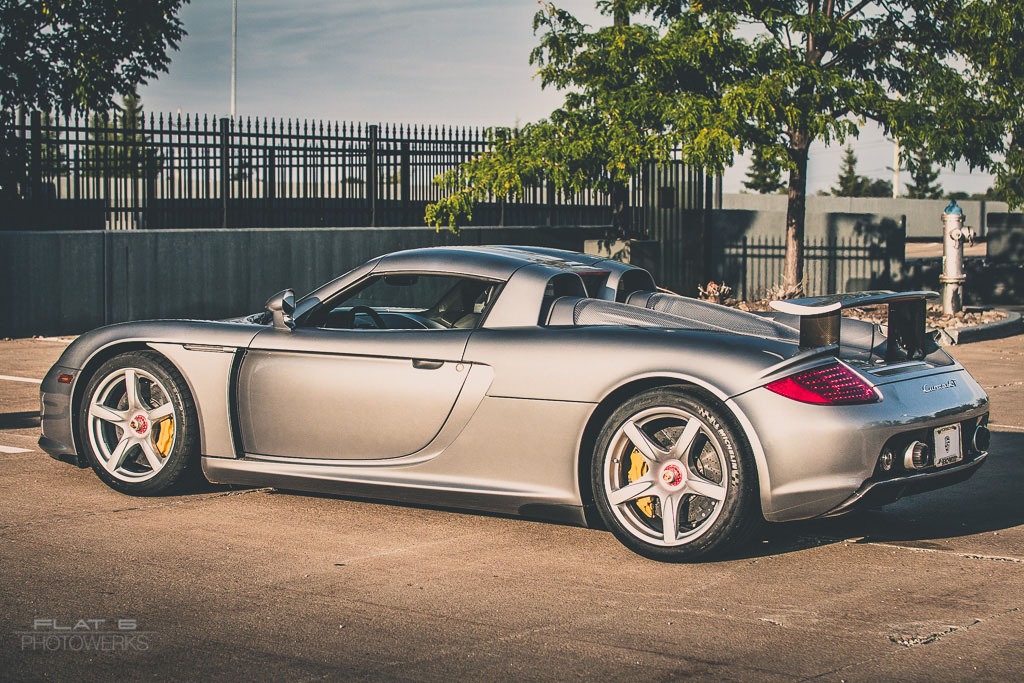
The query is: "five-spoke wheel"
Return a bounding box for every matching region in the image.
[79,352,199,495]
[593,387,759,561]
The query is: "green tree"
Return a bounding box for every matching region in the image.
[743,146,785,194]
[87,94,161,178]
[860,177,892,198]
[427,1,1009,293]
[831,146,892,198]
[0,0,188,195]
[904,153,943,199]
[38,112,68,178]
[831,147,862,197]
[950,3,1024,209]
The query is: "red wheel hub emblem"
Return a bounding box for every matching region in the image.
[661,463,684,488]
[130,415,149,435]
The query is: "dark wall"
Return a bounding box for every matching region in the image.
[987,213,1024,264]
[0,225,604,338]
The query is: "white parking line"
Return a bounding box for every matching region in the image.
[0,374,42,384]
[0,445,32,454]
[990,423,1024,432]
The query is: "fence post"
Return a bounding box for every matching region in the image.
[400,140,410,224]
[546,180,556,227]
[266,147,276,200]
[741,236,748,301]
[220,117,230,228]
[367,124,378,227]
[29,111,41,200]
[826,228,838,294]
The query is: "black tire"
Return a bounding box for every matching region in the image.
[78,351,200,495]
[592,386,760,561]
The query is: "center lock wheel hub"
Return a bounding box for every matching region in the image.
[130,414,149,436]
[659,462,685,489]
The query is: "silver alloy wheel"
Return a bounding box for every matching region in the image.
[86,367,176,483]
[602,405,729,547]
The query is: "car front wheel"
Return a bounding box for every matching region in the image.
[78,351,199,495]
[592,387,760,561]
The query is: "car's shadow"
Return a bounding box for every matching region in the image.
[742,430,1024,559]
[0,410,41,430]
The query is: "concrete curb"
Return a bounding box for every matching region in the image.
[935,310,1024,345]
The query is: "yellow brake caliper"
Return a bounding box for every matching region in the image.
[626,447,656,518]
[155,418,174,456]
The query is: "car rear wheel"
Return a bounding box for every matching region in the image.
[592,387,760,561]
[79,351,199,495]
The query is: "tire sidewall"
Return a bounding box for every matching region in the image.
[78,352,197,496]
[591,387,759,561]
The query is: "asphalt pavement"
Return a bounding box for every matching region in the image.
[1,335,1021,681]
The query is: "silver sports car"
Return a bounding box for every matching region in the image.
[39,246,991,561]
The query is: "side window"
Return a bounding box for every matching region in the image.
[308,274,498,330]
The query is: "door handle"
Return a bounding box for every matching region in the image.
[411,359,444,370]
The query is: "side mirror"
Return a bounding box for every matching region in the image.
[264,289,295,330]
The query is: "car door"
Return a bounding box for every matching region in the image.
[237,327,471,460]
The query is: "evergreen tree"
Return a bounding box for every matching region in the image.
[87,94,161,178]
[831,147,862,197]
[39,112,67,178]
[861,178,893,197]
[831,146,892,197]
[905,154,943,199]
[743,146,785,194]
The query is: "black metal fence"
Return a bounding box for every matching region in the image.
[4,110,683,231]
[721,234,901,298]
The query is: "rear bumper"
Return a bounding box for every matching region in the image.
[730,366,990,522]
[820,451,988,517]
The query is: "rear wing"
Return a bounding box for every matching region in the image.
[770,290,939,360]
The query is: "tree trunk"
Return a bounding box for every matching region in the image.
[610,1,630,239]
[610,181,632,238]
[784,131,810,294]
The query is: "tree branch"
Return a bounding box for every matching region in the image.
[839,0,872,22]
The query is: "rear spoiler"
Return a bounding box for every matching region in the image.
[770,290,939,360]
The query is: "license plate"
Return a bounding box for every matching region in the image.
[933,424,962,467]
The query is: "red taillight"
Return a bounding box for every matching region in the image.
[765,362,879,405]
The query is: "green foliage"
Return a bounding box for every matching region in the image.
[831,145,892,198]
[87,95,162,178]
[0,0,188,194]
[38,113,68,177]
[427,1,1021,283]
[951,3,1024,209]
[0,1,188,118]
[861,177,893,198]
[904,153,943,200]
[831,147,862,197]
[743,146,785,194]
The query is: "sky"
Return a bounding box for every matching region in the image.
[137,0,995,196]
